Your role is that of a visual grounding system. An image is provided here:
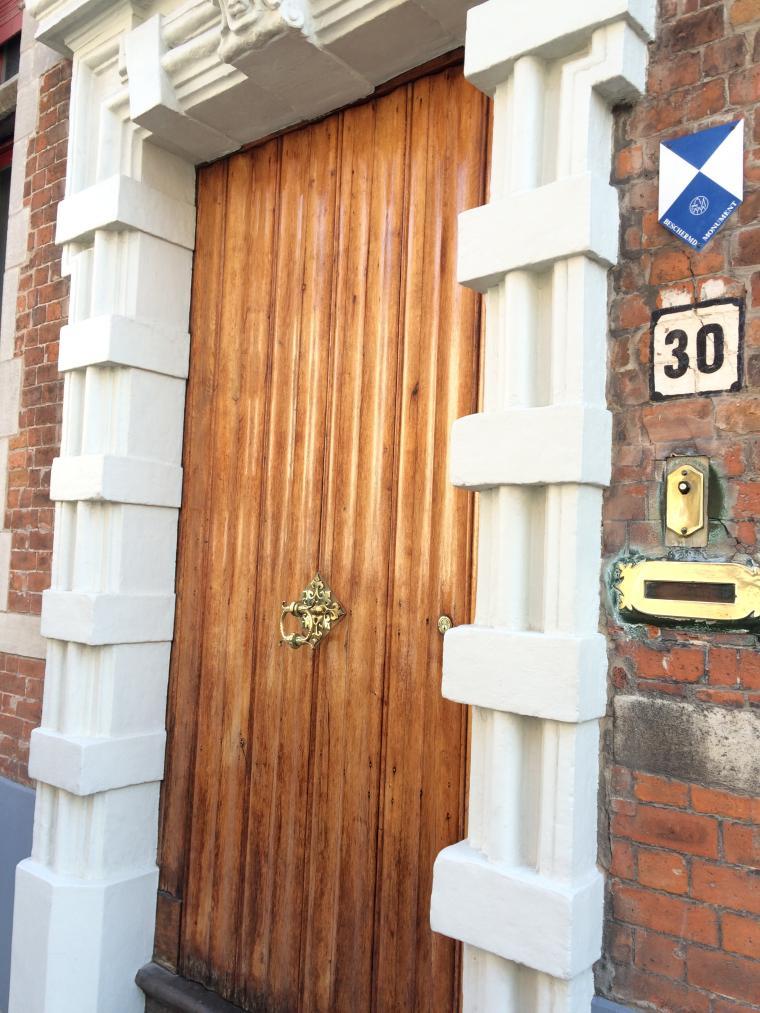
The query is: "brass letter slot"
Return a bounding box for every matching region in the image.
[643,580,736,604]
[615,559,760,625]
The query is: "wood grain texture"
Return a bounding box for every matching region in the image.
[157,64,489,1013]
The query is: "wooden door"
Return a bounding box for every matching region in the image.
[156,60,489,1013]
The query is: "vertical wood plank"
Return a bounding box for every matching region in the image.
[234,118,340,1012]
[157,158,228,904]
[298,86,409,1012]
[180,143,279,989]
[371,68,487,1012]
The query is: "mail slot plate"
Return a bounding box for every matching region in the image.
[614,559,760,625]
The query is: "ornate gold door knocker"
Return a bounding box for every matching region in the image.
[280,573,345,649]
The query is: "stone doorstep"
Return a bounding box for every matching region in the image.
[136,962,245,1013]
[136,961,635,1013]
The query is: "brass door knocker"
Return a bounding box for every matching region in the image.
[280,573,345,649]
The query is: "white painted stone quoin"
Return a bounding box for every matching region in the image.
[9,1,654,1011]
[432,2,654,1009]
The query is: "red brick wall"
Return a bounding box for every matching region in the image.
[0,61,69,785]
[601,1,760,1010]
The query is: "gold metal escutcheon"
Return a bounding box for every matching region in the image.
[280,573,345,650]
[437,615,453,635]
[613,558,760,625]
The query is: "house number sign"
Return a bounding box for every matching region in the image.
[650,297,743,401]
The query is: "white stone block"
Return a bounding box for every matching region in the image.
[450,405,612,489]
[127,234,194,331]
[116,506,180,593]
[0,356,21,437]
[458,174,619,292]
[0,264,21,361]
[29,727,166,795]
[0,531,10,612]
[32,783,161,879]
[465,0,655,93]
[66,503,179,595]
[536,720,601,882]
[118,371,186,464]
[4,204,29,271]
[50,455,183,508]
[0,437,7,526]
[315,0,450,88]
[442,627,607,722]
[41,590,175,645]
[106,643,171,735]
[9,859,156,1013]
[59,315,190,378]
[42,642,171,738]
[12,76,40,139]
[56,174,196,250]
[0,610,46,658]
[430,841,603,979]
[125,16,238,163]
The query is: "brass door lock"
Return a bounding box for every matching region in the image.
[665,457,708,546]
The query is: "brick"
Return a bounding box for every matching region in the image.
[614,144,643,181]
[687,947,760,1004]
[647,50,701,94]
[637,847,690,895]
[735,227,760,268]
[612,965,711,1012]
[642,399,714,444]
[662,6,724,51]
[734,482,760,518]
[612,883,719,944]
[691,861,760,914]
[604,484,647,521]
[634,929,686,979]
[607,921,634,965]
[634,772,690,806]
[624,644,705,684]
[722,912,760,959]
[612,806,719,858]
[694,688,745,707]
[729,0,760,24]
[614,293,650,330]
[723,824,760,870]
[713,1000,760,1013]
[650,248,691,285]
[610,839,636,880]
[691,786,757,821]
[709,648,740,686]
[737,652,760,690]
[702,35,747,76]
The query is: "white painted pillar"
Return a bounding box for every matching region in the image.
[8,8,197,1011]
[432,4,655,1011]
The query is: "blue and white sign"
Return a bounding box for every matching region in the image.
[658,120,744,250]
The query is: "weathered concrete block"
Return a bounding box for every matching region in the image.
[614,696,760,796]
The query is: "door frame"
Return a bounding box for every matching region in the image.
[10,2,654,1012]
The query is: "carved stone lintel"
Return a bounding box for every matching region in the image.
[212,0,305,65]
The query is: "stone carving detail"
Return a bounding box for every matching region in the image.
[214,0,305,63]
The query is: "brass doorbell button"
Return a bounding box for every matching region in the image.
[665,457,709,547]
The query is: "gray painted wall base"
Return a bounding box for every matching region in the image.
[0,776,34,1013]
